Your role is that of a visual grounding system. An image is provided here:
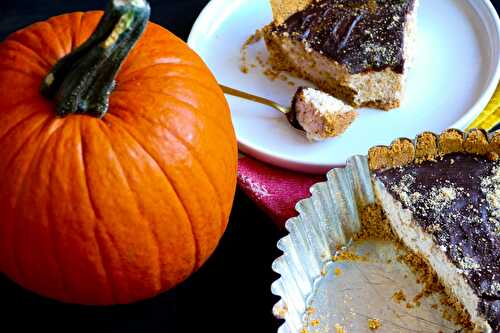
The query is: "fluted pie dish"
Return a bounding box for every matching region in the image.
[272,129,499,333]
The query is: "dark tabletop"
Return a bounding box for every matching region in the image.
[0,1,283,332]
[1,1,499,332]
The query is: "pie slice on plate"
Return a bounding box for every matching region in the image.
[368,129,500,332]
[264,0,419,110]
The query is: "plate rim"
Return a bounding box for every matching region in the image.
[188,0,500,174]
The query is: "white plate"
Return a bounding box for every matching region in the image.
[188,0,500,174]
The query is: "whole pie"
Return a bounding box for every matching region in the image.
[368,129,500,332]
[264,0,419,110]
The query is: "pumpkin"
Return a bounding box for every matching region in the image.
[0,0,237,305]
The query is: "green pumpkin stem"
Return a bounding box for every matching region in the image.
[41,0,151,119]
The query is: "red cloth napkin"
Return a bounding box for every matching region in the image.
[238,156,325,229]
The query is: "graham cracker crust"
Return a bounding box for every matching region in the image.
[368,129,500,171]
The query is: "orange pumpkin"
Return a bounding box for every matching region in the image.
[0,0,237,305]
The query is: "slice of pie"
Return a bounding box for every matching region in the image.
[264,0,419,110]
[368,129,500,332]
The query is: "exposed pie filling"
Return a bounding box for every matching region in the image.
[375,153,500,330]
[272,0,416,74]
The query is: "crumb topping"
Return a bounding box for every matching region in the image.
[457,256,480,271]
[491,281,500,294]
[389,172,469,216]
[389,173,415,206]
[482,165,500,232]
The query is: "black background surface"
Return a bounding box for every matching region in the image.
[0,1,283,332]
[0,0,499,332]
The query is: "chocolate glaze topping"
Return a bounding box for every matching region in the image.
[375,153,500,330]
[274,0,416,74]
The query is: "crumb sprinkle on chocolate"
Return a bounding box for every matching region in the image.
[482,165,500,232]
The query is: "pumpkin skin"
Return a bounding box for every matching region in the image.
[0,11,237,305]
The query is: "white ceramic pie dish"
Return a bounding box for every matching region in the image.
[188,0,500,174]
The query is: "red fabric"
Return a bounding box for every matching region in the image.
[237,157,325,229]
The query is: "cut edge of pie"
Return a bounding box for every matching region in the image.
[368,129,499,332]
[264,0,419,110]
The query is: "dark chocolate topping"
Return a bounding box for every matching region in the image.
[375,154,500,330]
[274,0,416,74]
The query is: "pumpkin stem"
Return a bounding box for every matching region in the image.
[41,0,151,118]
